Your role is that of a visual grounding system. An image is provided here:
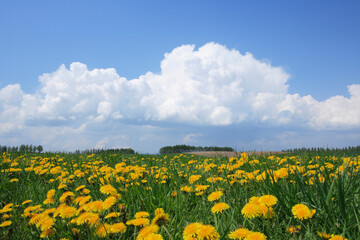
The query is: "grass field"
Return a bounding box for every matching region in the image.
[0,151,359,239]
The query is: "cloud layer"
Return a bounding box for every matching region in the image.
[0,42,359,151]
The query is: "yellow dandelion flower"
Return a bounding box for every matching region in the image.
[329,235,348,240]
[317,231,331,239]
[248,196,260,204]
[258,204,275,218]
[110,222,127,234]
[95,223,111,237]
[181,185,193,192]
[183,223,203,240]
[47,189,56,199]
[75,185,85,192]
[103,196,117,210]
[151,213,170,226]
[195,185,210,192]
[228,228,251,239]
[244,232,267,240]
[82,188,90,194]
[39,217,54,231]
[208,191,223,202]
[292,204,315,220]
[58,182,67,189]
[100,184,118,195]
[59,206,77,219]
[154,208,165,216]
[43,198,55,205]
[126,218,150,227]
[171,190,177,197]
[105,212,121,219]
[0,220,12,227]
[78,195,92,206]
[135,211,150,219]
[197,224,220,240]
[144,233,163,240]
[241,203,260,218]
[258,195,278,207]
[211,202,230,214]
[286,226,301,234]
[40,228,54,238]
[84,201,104,213]
[22,200,32,205]
[0,208,12,214]
[59,191,75,203]
[189,175,201,184]
[3,203,13,209]
[10,178,19,182]
[137,224,160,240]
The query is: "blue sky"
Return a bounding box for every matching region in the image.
[0,1,359,153]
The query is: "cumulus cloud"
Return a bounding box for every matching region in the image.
[0,42,359,146]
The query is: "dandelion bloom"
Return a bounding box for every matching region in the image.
[0,221,12,227]
[329,235,348,240]
[137,224,160,240]
[105,212,121,219]
[100,184,118,195]
[151,213,170,226]
[317,232,331,238]
[171,190,177,197]
[103,196,117,210]
[40,229,55,238]
[258,195,278,207]
[75,185,85,192]
[47,189,56,199]
[43,198,55,205]
[286,226,301,234]
[228,228,251,239]
[183,223,203,240]
[258,204,275,218]
[59,191,75,203]
[211,202,230,214]
[59,206,77,219]
[189,175,201,184]
[126,218,150,227]
[95,223,111,237]
[22,200,32,205]
[39,217,54,231]
[244,232,267,240]
[292,204,315,220]
[143,233,164,240]
[110,222,127,234]
[197,224,220,240]
[135,211,150,219]
[241,203,260,218]
[154,208,165,216]
[208,191,223,202]
[181,186,193,192]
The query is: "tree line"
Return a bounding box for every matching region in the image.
[282,145,360,155]
[159,144,234,154]
[0,144,43,153]
[74,148,135,155]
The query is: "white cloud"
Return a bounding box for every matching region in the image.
[0,42,359,151]
[183,133,202,144]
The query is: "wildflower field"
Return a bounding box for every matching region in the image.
[0,151,359,240]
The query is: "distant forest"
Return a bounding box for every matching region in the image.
[74,148,135,155]
[0,145,135,155]
[0,144,43,153]
[282,145,360,155]
[159,144,234,154]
